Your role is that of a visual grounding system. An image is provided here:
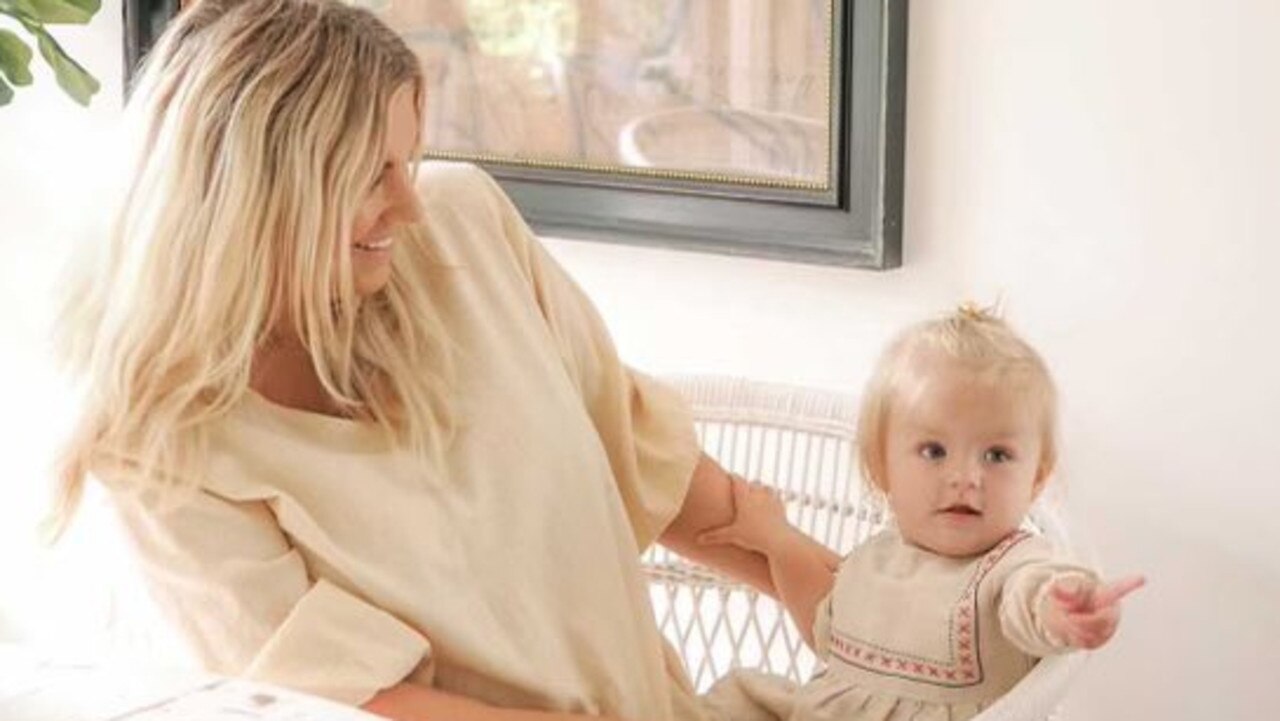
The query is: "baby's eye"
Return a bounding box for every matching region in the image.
[918,442,946,461]
[984,447,1014,463]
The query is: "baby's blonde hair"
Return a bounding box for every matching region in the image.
[49,0,454,538]
[856,304,1059,493]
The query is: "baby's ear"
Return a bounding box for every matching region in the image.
[1031,460,1055,498]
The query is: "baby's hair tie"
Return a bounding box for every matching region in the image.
[956,301,1001,323]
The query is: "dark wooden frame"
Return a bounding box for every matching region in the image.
[123,0,907,268]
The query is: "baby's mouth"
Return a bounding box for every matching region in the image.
[939,504,982,516]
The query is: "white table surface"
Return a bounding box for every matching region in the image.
[0,645,382,721]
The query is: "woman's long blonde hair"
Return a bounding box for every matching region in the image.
[49,0,453,537]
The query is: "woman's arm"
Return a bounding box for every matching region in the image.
[361,684,624,721]
[658,454,841,601]
[108,489,430,703]
[657,454,777,596]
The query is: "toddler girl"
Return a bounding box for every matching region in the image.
[698,306,1144,721]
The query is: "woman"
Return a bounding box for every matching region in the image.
[51,0,835,719]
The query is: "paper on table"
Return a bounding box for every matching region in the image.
[0,650,208,721]
[0,646,379,721]
[116,678,383,720]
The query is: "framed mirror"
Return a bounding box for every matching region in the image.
[125,0,907,268]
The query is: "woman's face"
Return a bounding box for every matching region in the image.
[348,83,422,297]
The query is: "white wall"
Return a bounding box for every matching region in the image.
[2,1,1277,719]
[546,2,1280,719]
[0,0,127,649]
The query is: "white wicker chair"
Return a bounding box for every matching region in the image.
[645,376,1086,721]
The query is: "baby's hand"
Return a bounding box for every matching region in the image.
[1043,574,1146,650]
[696,475,792,555]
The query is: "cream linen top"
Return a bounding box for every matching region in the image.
[704,528,1096,721]
[106,163,707,719]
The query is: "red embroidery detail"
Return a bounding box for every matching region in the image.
[824,530,1033,688]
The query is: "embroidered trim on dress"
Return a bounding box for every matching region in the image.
[826,531,1031,688]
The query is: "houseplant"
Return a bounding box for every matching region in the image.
[0,0,100,106]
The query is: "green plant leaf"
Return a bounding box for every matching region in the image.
[21,19,98,105]
[0,74,13,105]
[0,28,34,86]
[57,0,98,17]
[7,0,98,25]
[38,32,98,105]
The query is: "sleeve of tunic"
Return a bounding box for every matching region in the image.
[468,167,702,552]
[997,534,1101,658]
[109,487,432,706]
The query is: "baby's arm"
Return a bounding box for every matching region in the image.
[1039,575,1145,650]
[697,477,839,648]
[1000,542,1144,655]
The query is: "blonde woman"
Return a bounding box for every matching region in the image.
[52,0,836,719]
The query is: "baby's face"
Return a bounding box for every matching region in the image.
[881,360,1047,558]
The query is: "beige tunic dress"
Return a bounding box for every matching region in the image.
[702,528,1096,721]
[106,163,708,720]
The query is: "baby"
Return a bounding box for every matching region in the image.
[698,306,1144,721]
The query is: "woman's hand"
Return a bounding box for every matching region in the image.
[1042,574,1146,650]
[695,476,793,555]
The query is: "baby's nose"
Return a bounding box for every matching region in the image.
[947,462,983,490]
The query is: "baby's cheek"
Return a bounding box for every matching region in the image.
[993,499,1031,533]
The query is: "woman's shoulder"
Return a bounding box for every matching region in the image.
[410,161,533,267]
[415,160,492,200]
[414,161,512,230]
